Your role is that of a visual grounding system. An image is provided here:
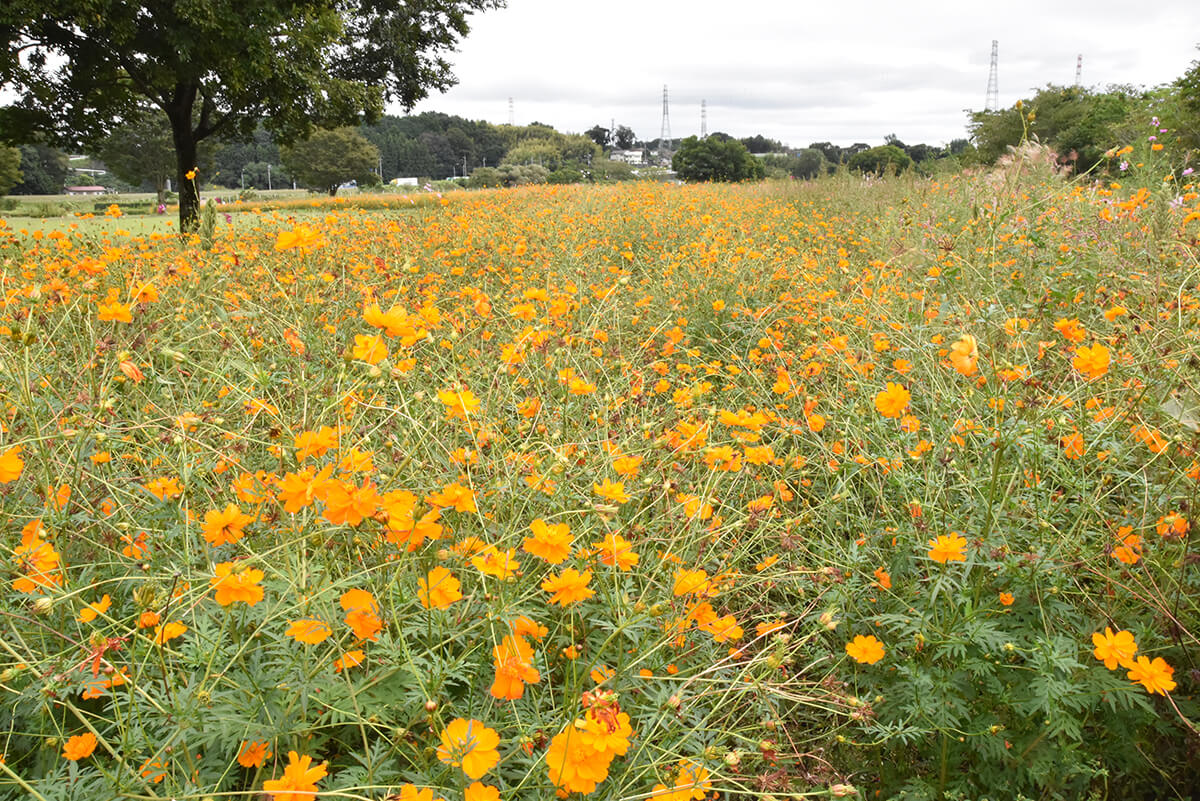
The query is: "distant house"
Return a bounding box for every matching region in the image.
[611,150,645,166]
[65,186,108,195]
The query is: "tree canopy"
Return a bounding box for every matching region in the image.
[96,110,178,204]
[0,0,503,228]
[848,145,913,175]
[0,147,21,195]
[281,127,380,196]
[671,136,764,182]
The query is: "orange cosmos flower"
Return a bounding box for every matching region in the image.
[612,454,643,477]
[62,731,98,761]
[293,426,338,461]
[948,334,978,376]
[153,620,187,645]
[321,479,379,527]
[470,545,519,580]
[276,465,333,513]
[1072,343,1110,379]
[673,568,710,596]
[1054,318,1086,343]
[872,567,891,590]
[202,503,253,547]
[1112,527,1142,565]
[237,740,272,768]
[464,783,500,801]
[490,634,540,700]
[845,634,886,664]
[522,518,573,564]
[1126,655,1176,695]
[0,444,24,483]
[542,568,595,606]
[426,482,477,513]
[285,618,332,645]
[351,333,388,364]
[874,382,911,418]
[1060,431,1084,460]
[262,751,328,801]
[419,566,463,609]
[143,476,183,501]
[273,224,326,253]
[926,532,967,563]
[78,594,112,623]
[211,562,266,607]
[593,479,630,504]
[436,718,501,780]
[438,388,481,421]
[97,301,132,323]
[1092,627,1138,670]
[333,649,365,672]
[594,532,639,570]
[118,360,145,382]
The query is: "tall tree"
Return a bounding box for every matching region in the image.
[96,109,177,204]
[613,125,637,150]
[672,136,764,182]
[0,147,20,195]
[0,0,503,230]
[11,144,68,195]
[281,126,379,195]
[585,125,611,149]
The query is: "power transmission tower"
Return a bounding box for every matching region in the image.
[658,85,672,165]
[1074,54,1082,87]
[700,99,707,139]
[507,97,514,126]
[985,40,999,111]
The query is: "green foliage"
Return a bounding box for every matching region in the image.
[547,167,583,185]
[95,109,178,203]
[761,149,826,180]
[847,144,913,175]
[1175,47,1200,152]
[10,144,68,195]
[199,198,218,250]
[0,0,504,229]
[281,127,381,196]
[501,133,599,173]
[0,146,20,195]
[671,136,764,182]
[968,85,1141,172]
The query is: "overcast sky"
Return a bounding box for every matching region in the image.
[399,0,1200,147]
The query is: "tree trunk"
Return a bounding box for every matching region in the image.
[155,175,167,208]
[173,131,199,232]
[165,89,200,233]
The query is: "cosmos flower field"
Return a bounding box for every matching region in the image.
[2,156,1199,800]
